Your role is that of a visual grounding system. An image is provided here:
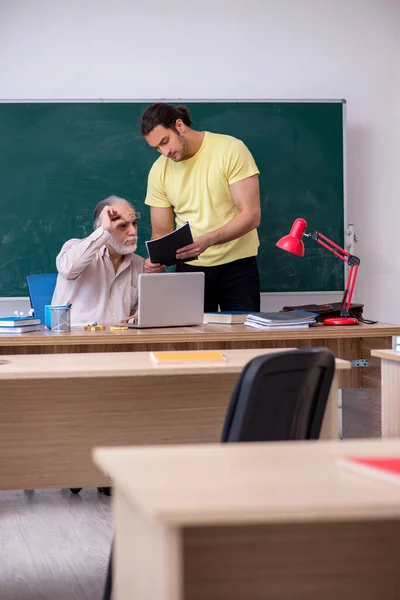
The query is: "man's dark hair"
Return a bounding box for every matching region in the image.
[140,103,192,136]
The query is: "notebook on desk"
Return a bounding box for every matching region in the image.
[127,272,205,329]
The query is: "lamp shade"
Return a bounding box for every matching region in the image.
[276,218,307,257]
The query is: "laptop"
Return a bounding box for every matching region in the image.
[128,272,205,329]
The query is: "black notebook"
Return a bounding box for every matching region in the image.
[145,222,196,266]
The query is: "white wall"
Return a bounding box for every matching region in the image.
[0,0,399,320]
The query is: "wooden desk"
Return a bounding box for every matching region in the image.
[371,349,400,437]
[94,438,400,600]
[0,350,348,490]
[0,321,398,389]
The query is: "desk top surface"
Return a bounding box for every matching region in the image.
[0,321,398,347]
[94,439,400,527]
[371,349,400,362]
[0,349,349,379]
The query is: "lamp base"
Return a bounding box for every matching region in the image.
[323,317,359,326]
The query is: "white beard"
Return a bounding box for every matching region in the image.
[108,236,138,255]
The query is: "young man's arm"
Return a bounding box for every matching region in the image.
[176,174,261,261]
[150,206,175,239]
[144,206,175,273]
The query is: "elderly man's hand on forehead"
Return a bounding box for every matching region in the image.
[99,205,125,233]
[99,205,140,233]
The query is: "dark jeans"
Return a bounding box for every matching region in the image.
[176,256,260,313]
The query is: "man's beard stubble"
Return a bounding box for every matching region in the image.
[108,235,138,255]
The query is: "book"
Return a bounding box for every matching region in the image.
[282,302,364,323]
[246,310,317,327]
[145,222,196,267]
[247,310,317,323]
[244,321,311,330]
[0,324,42,334]
[0,316,41,327]
[203,312,248,324]
[151,351,226,363]
[338,456,400,485]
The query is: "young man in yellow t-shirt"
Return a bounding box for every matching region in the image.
[141,103,261,312]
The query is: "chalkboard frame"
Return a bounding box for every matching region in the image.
[0,99,347,297]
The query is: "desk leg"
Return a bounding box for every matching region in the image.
[115,487,182,600]
[381,358,400,437]
[320,375,339,440]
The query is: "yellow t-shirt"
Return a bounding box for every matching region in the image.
[144,131,260,267]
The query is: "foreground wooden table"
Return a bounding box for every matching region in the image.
[371,349,400,437]
[0,321,397,389]
[94,438,400,600]
[0,349,348,490]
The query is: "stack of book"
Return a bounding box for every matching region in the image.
[245,310,317,330]
[0,316,42,334]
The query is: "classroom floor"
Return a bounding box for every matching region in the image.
[0,389,380,600]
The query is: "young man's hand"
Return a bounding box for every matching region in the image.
[176,234,211,261]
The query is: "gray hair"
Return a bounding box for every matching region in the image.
[93,195,134,229]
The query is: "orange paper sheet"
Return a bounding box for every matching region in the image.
[151,351,226,363]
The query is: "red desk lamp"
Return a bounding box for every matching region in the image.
[276,218,360,326]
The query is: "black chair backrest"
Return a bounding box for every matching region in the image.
[221,348,335,443]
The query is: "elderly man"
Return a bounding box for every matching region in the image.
[52,195,144,325]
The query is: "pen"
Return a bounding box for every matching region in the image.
[120,312,137,323]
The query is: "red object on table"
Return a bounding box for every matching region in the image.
[276,218,360,326]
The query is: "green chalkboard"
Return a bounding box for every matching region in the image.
[0,101,345,296]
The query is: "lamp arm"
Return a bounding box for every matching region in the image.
[306,230,360,316]
[342,263,359,314]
